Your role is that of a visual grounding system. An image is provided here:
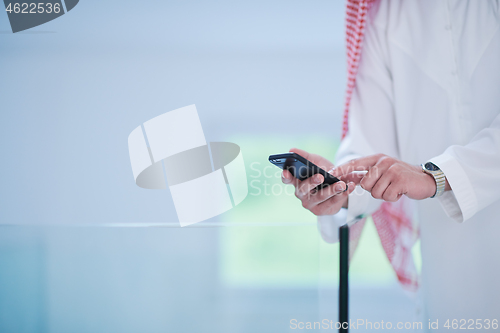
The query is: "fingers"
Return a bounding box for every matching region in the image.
[282,148,347,215]
[309,181,346,205]
[334,155,394,195]
[342,161,404,202]
[296,174,324,199]
[370,173,392,199]
[318,181,348,202]
[382,183,404,202]
[283,159,348,204]
[282,168,327,200]
[302,181,347,207]
[359,158,393,192]
[339,171,366,185]
[281,169,295,184]
[311,182,356,215]
[286,152,407,205]
[331,154,386,178]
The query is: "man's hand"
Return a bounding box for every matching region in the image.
[331,154,439,202]
[281,148,355,216]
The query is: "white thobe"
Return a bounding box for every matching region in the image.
[318,0,500,325]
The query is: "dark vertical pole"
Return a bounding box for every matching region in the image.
[339,224,349,332]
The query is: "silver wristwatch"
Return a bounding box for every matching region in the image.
[421,162,446,198]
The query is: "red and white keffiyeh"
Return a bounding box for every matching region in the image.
[343,0,419,291]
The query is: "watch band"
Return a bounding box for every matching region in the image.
[421,162,446,198]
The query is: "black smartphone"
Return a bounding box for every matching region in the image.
[269,152,342,190]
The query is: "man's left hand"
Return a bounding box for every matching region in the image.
[331,154,439,202]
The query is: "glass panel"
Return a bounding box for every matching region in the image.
[0,222,418,332]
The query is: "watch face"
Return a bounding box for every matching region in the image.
[425,162,439,171]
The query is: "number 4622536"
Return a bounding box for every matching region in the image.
[6,3,61,14]
[444,319,498,330]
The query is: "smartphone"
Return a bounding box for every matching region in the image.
[269,152,342,190]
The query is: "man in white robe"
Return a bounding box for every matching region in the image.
[282,0,500,325]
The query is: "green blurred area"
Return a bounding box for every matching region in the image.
[219,135,421,288]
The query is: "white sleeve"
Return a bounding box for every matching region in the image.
[429,113,500,223]
[318,4,398,243]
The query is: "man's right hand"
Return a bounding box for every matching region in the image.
[281,148,355,216]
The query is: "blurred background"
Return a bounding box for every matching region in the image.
[0,0,419,332]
